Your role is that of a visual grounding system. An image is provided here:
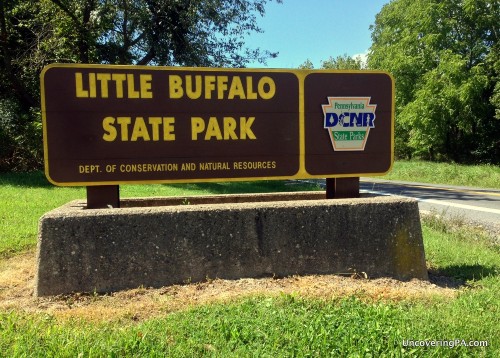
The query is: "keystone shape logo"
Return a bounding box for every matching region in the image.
[322,97,377,151]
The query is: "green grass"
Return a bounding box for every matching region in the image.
[1,166,499,356]
[423,214,500,280]
[1,261,499,358]
[0,298,427,356]
[380,160,500,189]
[0,172,82,257]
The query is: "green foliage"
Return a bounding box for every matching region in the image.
[368,0,500,163]
[320,54,365,70]
[0,100,43,171]
[489,44,500,119]
[399,51,490,161]
[300,54,364,70]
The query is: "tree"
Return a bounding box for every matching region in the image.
[320,54,364,70]
[0,0,55,170]
[299,54,365,70]
[0,0,281,171]
[489,44,500,120]
[368,0,499,163]
[46,0,280,67]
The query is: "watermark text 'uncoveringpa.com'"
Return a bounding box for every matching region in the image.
[403,339,489,348]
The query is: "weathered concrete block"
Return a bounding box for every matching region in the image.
[35,193,428,296]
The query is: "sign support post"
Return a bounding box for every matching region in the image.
[326,177,360,199]
[86,185,120,209]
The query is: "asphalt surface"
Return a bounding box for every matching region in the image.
[360,178,500,227]
[303,178,500,237]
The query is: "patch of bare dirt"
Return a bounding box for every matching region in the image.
[0,251,458,323]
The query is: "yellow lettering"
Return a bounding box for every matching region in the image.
[88,73,96,98]
[223,117,238,140]
[164,74,276,100]
[258,76,276,99]
[102,116,117,141]
[204,76,216,99]
[217,76,229,99]
[246,76,257,99]
[75,72,89,97]
[186,75,202,99]
[96,73,111,98]
[130,117,150,141]
[149,117,162,141]
[112,74,126,98]
[205,117,223,140]
[117,117,131,141]
[102,116,176,141]
[169,75,183,98]
[140,74,153,98]
[79,165,100,173]
[163,117,176,141]
[127,74,140,99]
[228,76,245,99]
[240,117,256,139]
[191,117,205,140]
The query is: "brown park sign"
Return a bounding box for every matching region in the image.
[41,64,394,186]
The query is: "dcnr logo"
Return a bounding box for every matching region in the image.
[322,97,377,151]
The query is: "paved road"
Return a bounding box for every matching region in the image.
[360,178,500,231]
[303,178,500,234]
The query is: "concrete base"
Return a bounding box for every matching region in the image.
[35,192,428,296]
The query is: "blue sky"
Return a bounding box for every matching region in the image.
[244,0,390,68]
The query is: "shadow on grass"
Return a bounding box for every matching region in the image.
[0,172,322,193]
[429,264,499,288]
[0,171,53,188]
[164,180,321,195]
